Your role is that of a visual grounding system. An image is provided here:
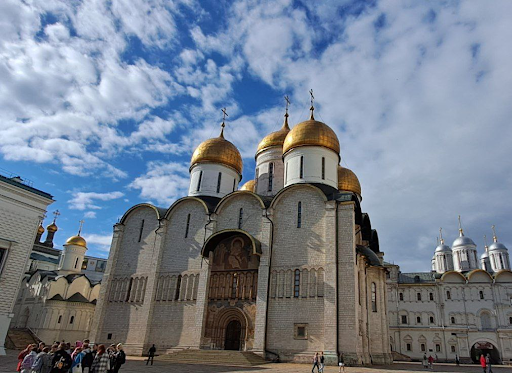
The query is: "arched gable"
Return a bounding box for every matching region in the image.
[202,229,262,258]
[440,271,466,283]
[66,276,91,299]
[47,277,68,299]
[215,191,265,214]
[494,270,512,283]
[467,269,493,283]
[120,203,162,224]
[270,183,327,210]
[361,213,372,242]
[164,196,209,219]
[89,284,101,302]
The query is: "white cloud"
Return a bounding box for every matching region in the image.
[69,191,124,210]
[129,161,190,205]
[83,233,113,252]
[84,211,97,219]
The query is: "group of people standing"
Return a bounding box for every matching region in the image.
[16,339,126,373]
[480,353,493,373]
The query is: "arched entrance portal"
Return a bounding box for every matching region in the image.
[471,341,500,364]
[201,230,261,350]
[225,320,242,350]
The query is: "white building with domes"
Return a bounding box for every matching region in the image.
[91,102,392,365]
[386,222,512,364]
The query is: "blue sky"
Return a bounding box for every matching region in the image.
[1,0,512,271]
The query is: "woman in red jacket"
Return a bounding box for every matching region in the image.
[16,344,32,372]
[480,354,487,373]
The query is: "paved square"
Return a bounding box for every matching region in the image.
[1,351,509,373]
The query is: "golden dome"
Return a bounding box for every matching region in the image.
[283,118,340,156]
[240,180,256,192]
[64,235,87,248]
[37,224,45,234]
[47,222,58,232]
[256,114,290,157]
[338,166,362,197]
[190,130,243,174]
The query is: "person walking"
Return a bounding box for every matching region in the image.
[422,353,428,369]
[113,344,126,373]
[50,343,72,373]
[455,354,460,366]
[146,345,156,366]
[91,345,110,373]
[311,352,320,373]
[338,353,345,373]
[31,347,52,373]
[480,354,487,373]
[427,355,434,370]
[319,352,325,373]
[20,345,37,373]
[486,354,493,373]
[81,343,95,373]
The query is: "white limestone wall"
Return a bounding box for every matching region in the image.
[435,252,454,273]
[490,251,510,272]
[189,163,240,198]
[284,146,338,189]
[0,180,53,354]
[453,248,478,271]
[255,148,284,196]
[59,244,87,274]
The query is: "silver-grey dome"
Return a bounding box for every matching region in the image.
[480,251,489,259]
[452,235,476,248]
[435,244,452,253]
[489,242,508,251]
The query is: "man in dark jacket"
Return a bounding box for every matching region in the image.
[50,343,72,373]
[146,345,156,365]
[81,343,94,373]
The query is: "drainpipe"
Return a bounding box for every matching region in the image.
[263,208,274,359]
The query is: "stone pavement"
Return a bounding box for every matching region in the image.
[1,351,509,373]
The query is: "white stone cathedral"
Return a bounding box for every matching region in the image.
[386,223,512,364]
[91,103,392,365]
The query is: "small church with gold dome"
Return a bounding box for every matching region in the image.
[91,98,392,365]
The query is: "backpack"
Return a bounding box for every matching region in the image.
[82,351,94,368]
[21,353,35,369]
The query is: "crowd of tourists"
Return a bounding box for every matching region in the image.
[16,339,126,373]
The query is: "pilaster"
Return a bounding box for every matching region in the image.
[323,201,337,364]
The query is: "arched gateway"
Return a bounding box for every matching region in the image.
[471,341,500,364]
[201,230,261,350]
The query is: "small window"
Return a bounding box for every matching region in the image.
[300,156,304,178]
[401,315,408,324]
[0,247,9,275]
[232,178,236,192]
[429,316,434,324]
[268,162,274,192]
[321,157,325,180]
[451,316,455,324]
[297,202,302,228]
[216,172,222,193]
[238,208,243,229]
[107,333,112,340]
[70,316,74,324]
[371,282,377,312]
[175,275,182,300]
[399,292,403,301]
[446,291,451,300]
[436,344,441,352]
[126,278,134,302]
[429,292,434,301]
[479,290,484,300]
[185,214,191,238]
[416,316,421,324]
[284,163,288,183]
[406,343,412,351]
[74,257,79,269]
[294,270,300,298]
[451,345,456,353]
[417,292,422,301]
[421,343,426,352]
[138,219,145,243]
[509,316,512,325]
[294,323,308,340]
[58,315,62,324]
[196,171,203,192]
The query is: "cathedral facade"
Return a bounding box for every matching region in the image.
[386,225,512,364]
[91,105,392,365]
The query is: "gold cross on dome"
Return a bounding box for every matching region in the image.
[53,210,61,222]
[78,220,85,236]
[284,95,291,114]
[221,107,228,127]
[309,89,315,120]
[309,89,314,107]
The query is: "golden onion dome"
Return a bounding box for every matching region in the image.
[37,224,45,234]
[338,166,362,197]
[64,235,87,248]
[283,116,340,156]
[190,128,243,174]
[47,222,58,233]
[240,180,256,192]
[256,113,291,157]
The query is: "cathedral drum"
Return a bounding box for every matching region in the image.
[203,235,259,350]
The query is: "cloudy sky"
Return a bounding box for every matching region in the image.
[1,0,511,269]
